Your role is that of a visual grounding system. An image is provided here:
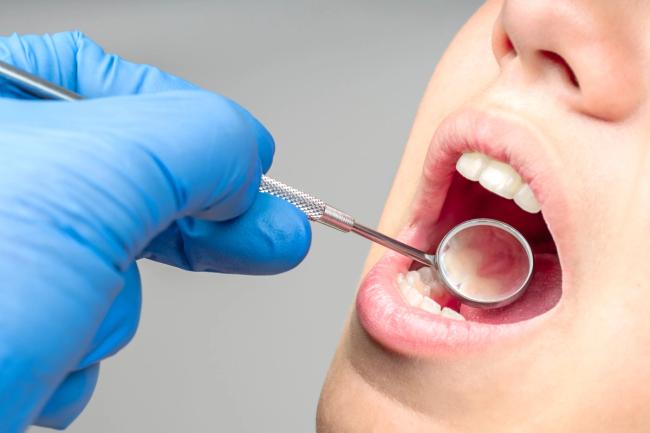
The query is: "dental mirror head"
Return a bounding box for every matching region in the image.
[433,218,534,309]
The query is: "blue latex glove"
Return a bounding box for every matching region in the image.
[0,32,311,432]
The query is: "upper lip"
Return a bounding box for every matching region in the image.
[355,107,569,357]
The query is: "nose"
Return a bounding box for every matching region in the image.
[492,0,644,120]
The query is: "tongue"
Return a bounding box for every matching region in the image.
[459,254,561,324]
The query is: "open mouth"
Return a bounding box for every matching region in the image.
[355,108,566,356]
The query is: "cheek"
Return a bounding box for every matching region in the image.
[565,301,650,430]
[564,126,650,286]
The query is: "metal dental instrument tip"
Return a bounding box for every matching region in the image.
[0,60,534,309]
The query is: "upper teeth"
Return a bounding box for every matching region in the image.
[456,153,541,214]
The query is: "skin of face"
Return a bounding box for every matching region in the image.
[316,1,650,432]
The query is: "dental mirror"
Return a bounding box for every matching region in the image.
[433,219,533,308]
[0,60,534,309]
[351,217,533,309]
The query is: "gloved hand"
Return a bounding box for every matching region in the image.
[0,32,311,432]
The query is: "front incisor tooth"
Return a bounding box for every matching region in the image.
[513,183,541,214]
[441,307,466,321]
[478,160,523,199]
[456,152,489,181]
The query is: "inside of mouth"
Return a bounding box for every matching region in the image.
[396,172,562,324]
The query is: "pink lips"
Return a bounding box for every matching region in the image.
[354,109,566,357]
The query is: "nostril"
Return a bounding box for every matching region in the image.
[503,35,515,56]
[492,24,516,62]
[539,50,580,88]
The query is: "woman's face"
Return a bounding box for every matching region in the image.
[317,1,650,431]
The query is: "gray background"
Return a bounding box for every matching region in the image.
[1,1,481,431]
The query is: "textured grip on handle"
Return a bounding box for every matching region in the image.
[259,175,326,220]
[259,175,355,232]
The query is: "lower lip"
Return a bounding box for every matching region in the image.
[355,227,558,357]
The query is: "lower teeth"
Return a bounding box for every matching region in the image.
[396,269,466,321]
